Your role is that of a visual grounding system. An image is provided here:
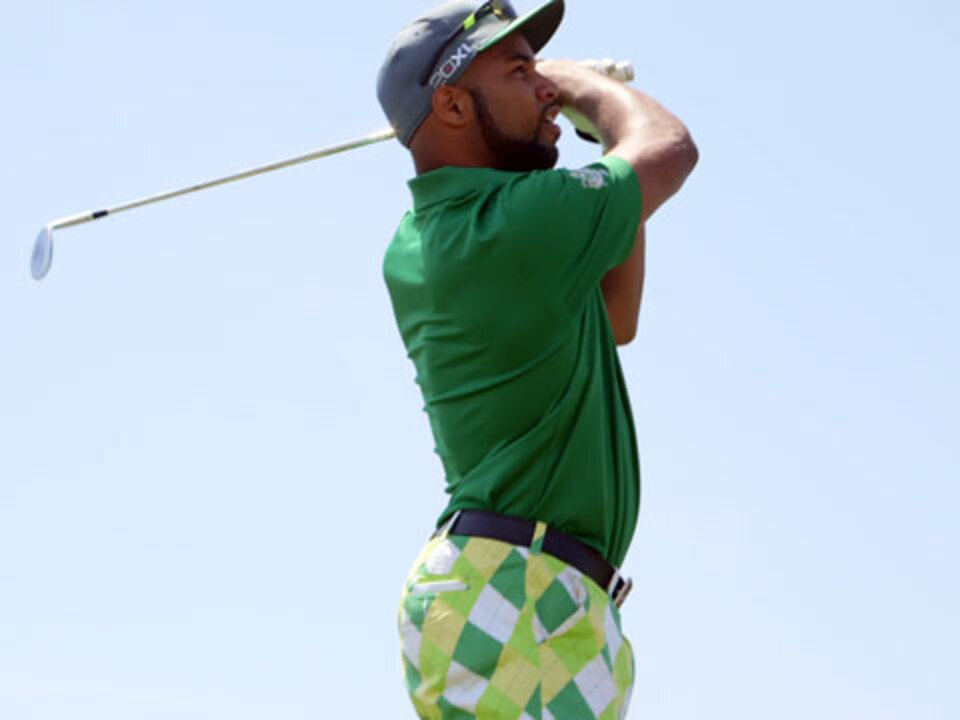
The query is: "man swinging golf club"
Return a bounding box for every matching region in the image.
[377,1,697,717]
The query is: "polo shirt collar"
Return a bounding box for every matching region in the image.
[408,165,519,211]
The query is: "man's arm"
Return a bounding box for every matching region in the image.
[601,224,645,345]
[536,61,696,345]
[537,60,699,223]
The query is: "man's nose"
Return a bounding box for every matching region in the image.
[537,75,560,103]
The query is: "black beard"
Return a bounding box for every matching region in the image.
[469,89,559,172]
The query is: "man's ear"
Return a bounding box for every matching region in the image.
[431,86,473,130]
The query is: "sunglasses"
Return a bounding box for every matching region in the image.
[419,0,518,86]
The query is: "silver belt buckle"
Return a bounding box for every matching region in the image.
[431,510,463,540]
[608,571,633,609]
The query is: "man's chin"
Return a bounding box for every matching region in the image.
[534,143,560,170]
[519,147,558,172]
[541,149,560,170]
[488,142,557,172]
[521,134,560,171]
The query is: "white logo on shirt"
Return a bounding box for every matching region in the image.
[569,168,610,189]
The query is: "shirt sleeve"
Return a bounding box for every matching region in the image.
[501,155,643,312]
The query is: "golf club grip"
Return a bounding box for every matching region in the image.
[577,59,635,83]
[569,60,634,143]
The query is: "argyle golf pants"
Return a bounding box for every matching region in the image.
[398,521,634,719]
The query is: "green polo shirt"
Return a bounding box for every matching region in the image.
[383,155,643,566]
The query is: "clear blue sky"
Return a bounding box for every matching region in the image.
[2,1,957,718]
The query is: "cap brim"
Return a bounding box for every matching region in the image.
[478,0,565,55]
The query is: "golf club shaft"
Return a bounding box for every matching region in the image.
[49,127,398,231]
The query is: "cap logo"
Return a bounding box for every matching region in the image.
[428,43,476,89]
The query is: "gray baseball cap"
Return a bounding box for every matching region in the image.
[377,0,565,147]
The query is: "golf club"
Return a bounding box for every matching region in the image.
[30,59,634,281]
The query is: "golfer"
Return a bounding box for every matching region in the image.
[377,1,697,717]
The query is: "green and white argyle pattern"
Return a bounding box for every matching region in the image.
[399,521,634,719]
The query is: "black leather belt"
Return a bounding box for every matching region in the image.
[437,509,633,608]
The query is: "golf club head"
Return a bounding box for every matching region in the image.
[31,226,54,281]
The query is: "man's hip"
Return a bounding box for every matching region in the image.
[398,513,635,719]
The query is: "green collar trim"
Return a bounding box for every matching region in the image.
[408,166,518,211]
